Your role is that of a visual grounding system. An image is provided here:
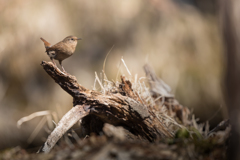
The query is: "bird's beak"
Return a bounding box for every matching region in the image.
[77,38,82,40]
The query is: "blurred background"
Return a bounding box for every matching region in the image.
[0,0,225,150]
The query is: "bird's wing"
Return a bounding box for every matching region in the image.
[46,42,66,52]
[40,37,51,49]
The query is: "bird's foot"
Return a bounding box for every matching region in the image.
[61,66,70,75]
[52,61,56,66]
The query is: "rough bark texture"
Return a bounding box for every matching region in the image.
[39,61,175,153]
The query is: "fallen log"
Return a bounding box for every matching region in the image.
[39,61,185,153]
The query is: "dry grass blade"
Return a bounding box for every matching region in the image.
[116,59,122,82]
[27,116,47,144]
[95,72,105,92]
[121,58,131,76]
[103,45,114,75]
[17,110,51,128]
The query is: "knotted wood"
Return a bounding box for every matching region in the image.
[39,61,174,153]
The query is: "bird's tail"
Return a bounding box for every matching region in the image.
[40,37,51,49]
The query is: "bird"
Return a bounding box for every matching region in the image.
[40,35,81,72]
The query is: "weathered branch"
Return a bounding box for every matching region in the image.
[38,104,90,153]
[40,61,175,153]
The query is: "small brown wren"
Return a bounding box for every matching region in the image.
[40,36,81,72]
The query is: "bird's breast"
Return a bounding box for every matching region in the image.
[53,50,73,61]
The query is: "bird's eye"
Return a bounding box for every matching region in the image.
[71,38,74,41]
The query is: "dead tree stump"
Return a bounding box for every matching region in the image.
[39,61,187,153]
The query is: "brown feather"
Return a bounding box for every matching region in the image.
[40,37,51,49]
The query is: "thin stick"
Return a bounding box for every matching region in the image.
[39,105,90,153]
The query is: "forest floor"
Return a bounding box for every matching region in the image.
[0,62,229,160]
